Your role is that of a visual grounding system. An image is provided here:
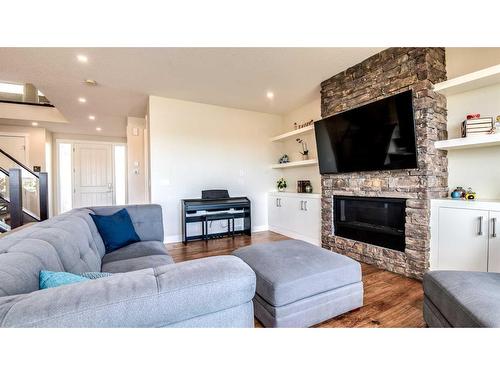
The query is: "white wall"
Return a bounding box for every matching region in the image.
[126,117,148,204]
[44,129,53,216]
[0,124,48,170]
[148,96,282,242]
[445,48,500,199]
[273,96,322,193]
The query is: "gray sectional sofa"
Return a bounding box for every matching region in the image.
[0,204,256,328]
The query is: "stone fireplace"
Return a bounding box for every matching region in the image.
[320,48,448,279]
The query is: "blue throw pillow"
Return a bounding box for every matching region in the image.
[90,208,141,253]
[39,270,89,289]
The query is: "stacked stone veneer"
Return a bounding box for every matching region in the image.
[320,48,448,279]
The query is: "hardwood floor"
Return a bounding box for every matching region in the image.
[166,231,425,328]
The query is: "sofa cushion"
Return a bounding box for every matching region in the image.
[101,241,169,264]
[90,208,141,253]
[100,241,173,273]
[233,239,362,307]
[101,253,174,273]
[424,271,500,327]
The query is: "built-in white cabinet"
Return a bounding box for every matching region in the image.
[268,192,321,245]
[488,210,500,273]
[430,199,500,272]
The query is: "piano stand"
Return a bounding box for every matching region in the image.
[203,213,235,241]
[182,196,251,244]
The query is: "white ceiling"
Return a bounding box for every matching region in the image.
[0,48,383,137]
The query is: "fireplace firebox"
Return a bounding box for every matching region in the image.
[333,196,406,251]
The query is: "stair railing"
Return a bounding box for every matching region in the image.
[0,148,49,229]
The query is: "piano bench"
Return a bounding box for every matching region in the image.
[203,213,236,241]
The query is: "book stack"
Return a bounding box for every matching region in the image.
[461,117,495,137]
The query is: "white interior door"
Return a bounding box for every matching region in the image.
[0,135,26,167]
[73,143,113,207]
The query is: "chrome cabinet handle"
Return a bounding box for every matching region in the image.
[300,200,304,210]
[493,218,497,238]
[278,198,281,207]
[276,198,279,207]
[304,201,308,211]
[478,216,484,236]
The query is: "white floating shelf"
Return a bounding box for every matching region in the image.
[435,133,500,150]
[271,159,318,169]
[270,124,315,142]
[433,64,500,96]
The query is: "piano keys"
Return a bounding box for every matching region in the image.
[181,196,251,243]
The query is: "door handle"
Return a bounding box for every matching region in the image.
[278,198,281,207]
[276,198,279,207]
[300,200,304,210]
[304,201,308,211]
[493,217,497,238]
[478,216,484,236]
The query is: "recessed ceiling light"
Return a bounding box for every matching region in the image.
[31,122,38,126]
[266,91,275,100]
[77,54,88,63]
[84,79,98,86]
[78,97,87,103]
[88,115,95,120]
[96,127,102,131]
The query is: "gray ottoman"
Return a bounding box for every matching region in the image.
[423,271,500,327]
[233,239,363,328]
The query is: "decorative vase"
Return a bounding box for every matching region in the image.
[305,184,313,193]
[451,190,461,199]
[278,186,285,192]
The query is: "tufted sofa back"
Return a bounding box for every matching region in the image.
[0,208,106,297]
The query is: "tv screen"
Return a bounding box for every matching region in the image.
[314,90,417,174]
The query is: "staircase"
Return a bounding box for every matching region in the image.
[0,149,48,232]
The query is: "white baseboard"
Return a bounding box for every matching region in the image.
[164,234,182,244]
[164,225,270,244]
[252,225,269,232]
[268,225,320,246]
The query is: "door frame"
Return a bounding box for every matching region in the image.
[55,139,127,215]
[0,131,30,165]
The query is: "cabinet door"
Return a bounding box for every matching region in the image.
[277,196,292,231]
[488,211,500,272]
[268,196,281,229]
[299,198,321,242]
[438,207,489,272]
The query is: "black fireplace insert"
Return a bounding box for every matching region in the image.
[333,195,406,251]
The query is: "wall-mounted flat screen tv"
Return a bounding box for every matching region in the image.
[314,90,418,174]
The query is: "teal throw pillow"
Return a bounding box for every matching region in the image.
[39,270,89,289]
[39,271,113,289]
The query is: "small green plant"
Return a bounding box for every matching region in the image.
[277,178,287,191]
